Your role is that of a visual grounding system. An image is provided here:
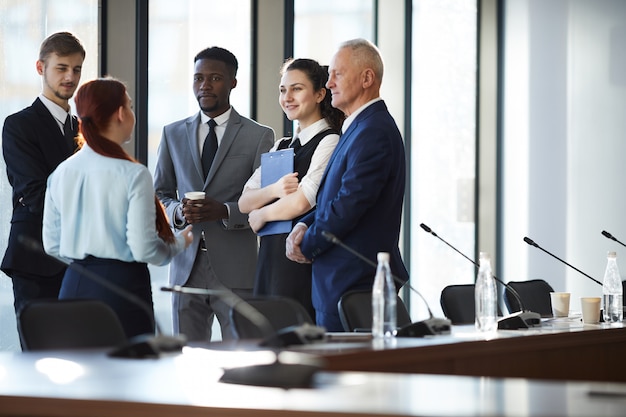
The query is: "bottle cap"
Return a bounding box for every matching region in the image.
[377,252,390,262]
[479,251,490,260]
[608,251,617,258]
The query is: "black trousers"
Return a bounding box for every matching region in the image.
[60,257,154,338]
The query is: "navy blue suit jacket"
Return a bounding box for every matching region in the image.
[2,98,76,277]
[300,100,409,316]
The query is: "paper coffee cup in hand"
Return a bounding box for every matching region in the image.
[185,191,205,200]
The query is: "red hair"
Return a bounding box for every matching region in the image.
[74,78,175,244]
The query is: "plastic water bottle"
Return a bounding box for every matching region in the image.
[372,252,397,339]
[475,252,498,332]
[603,251,623,323]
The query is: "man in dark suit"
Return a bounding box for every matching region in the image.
[1,32,85,330]
[154,46,274,341]
[286,38,409,331]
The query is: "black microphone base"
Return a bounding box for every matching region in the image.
[261,324,327,348]
[108,333,187,359]
[219,361,321,389]
[497,311,542,330]
[397,317,452,337]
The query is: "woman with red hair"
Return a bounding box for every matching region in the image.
[43,78,193,338]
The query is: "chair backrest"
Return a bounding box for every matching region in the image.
[440,284,506,325]
[337,289,412,332]
[504,279,555,317]
[18,299,127,351]
[230,296,314,340]
[440,284,476,325]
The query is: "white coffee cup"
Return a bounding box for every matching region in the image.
[580,297,601,324]
[550,292,571,317]
[184,191,205,200]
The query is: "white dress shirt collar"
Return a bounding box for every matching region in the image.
[200,107,232,127]
[39,94,72,132]
[296,118,331,146]
[341,97,382,134]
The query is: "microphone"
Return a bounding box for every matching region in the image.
[602,230,626,249]
[160,286,327,348]
[523,237,602,286]
[18,235,186,359]
[161,286,325,389]
[420,223,541,330]
[321,230,451,337]
[21,235,323,387]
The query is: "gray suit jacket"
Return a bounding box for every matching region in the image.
[154,108,275,288]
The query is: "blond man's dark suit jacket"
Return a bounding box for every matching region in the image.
[2,98,76,278]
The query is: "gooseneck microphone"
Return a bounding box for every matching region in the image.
[20,235,323,388]
[321,230,451,337]
[161,285,326,389]
[523,236,602,286]
[160,285,326,348]
[18,235,186,358]
[602,230,626,249]
[420,223,541,329]
[420,223,525,310]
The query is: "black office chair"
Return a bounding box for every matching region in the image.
[337,289,412,332]
[440,284,506,325]
[440,284,476,325]
[18,299,127,351]
[503,279,554,317]
[230,296,314,340]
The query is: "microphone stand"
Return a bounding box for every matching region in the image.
[420,223,541,329]
[602,230,626,249]
[321,230,452,337]
[18,235,186,358]
[523,237,602,286]
[161,286,324,389]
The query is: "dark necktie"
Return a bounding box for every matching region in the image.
[201,119,218,178]
[289,137,301,152]
[63,115,76,148]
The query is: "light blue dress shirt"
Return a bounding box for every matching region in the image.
[43,144,186,265]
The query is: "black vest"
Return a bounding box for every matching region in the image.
[277,128,338,223]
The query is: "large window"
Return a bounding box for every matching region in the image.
[411,0,477,319]
[293,0,374,63]
[501,0,626,302]
[0,0,99,351]
[147,0,252,338]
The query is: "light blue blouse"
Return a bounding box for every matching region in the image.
[43,144,186,265]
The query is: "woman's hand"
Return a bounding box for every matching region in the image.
[272,172,299,199]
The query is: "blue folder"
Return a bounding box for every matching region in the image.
[257,148,295,236]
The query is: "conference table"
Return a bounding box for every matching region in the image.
[2,346,626,417]
[288,317,626,382]
[2,318,626,417]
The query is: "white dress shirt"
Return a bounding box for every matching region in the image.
[243,118,339,207]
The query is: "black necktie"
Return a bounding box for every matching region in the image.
[289,137,301,152]
[201,119,218,178]
[63,115,76,148]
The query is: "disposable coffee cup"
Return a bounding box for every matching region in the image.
[184,191,205,200]
[580,297,601,324]
[550,292,570,317]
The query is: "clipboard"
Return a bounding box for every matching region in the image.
[258,148,294,236]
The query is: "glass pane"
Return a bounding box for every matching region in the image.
[501,0,626,303]
[411,0,477,319]
[294,0,373,63]
[292,0,373,135]
[0,0,99,351]
[147,0,252,337]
